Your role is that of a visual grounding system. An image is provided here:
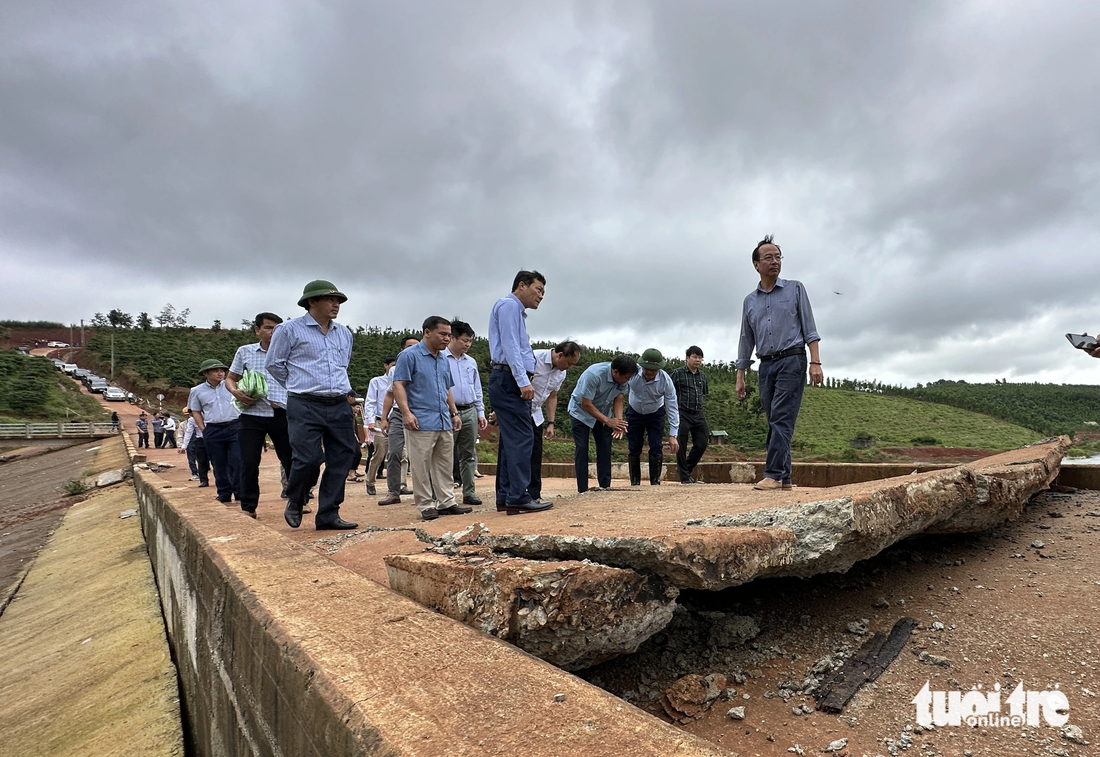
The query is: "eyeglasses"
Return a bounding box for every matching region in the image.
[759,254,782,263]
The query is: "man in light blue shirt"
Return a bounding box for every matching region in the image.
[487,271,553,515]
[363,355,396,496]
[226,312,295,518]
[567,355,638,493]
[626,349,680,487]
[735,235,824,491]
[446,319,487,506]
[393,316,467,521]
[187,358,242,503]
[267,280,359,530]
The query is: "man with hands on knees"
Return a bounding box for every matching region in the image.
[568,354,638,493]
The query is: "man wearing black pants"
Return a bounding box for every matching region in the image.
[568,355,637,492]
[267,280,359,531]
[670,345,709,483]
[226,312,296,518]
[187,359,242,503]
[487,271,553,515]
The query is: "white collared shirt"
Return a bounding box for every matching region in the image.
[530,349,567,426]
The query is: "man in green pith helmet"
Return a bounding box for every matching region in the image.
[625,348,680,486]
[267,280,359,531]
[187,358,242,503]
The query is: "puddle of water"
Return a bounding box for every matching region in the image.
[1063,454,1100,465]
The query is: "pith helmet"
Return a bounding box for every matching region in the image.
[198,358,229,374]
[298,280,348,308]
[639,348,666,370]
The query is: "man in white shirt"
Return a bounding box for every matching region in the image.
[518,340,581,503]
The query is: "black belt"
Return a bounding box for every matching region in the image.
[290,392,348,406]
[205,420,237,427]
[454,404,475,411]
[492,364,535,380]
[759,344,805,362]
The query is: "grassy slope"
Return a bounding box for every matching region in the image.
[794,387,1040,457]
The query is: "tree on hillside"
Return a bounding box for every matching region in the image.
[137,312,153,330]
[107,308,133,328]
[211,319,222,333]
[156,304,177,328]
[175,308,191,328]
[91,312,110,328]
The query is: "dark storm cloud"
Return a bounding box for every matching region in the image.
[2,1,1099,384]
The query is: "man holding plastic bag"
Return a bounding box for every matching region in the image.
[227,312,296,518]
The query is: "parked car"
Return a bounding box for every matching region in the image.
[73,368,90,379]
[89,380,109,393]
[62,363,78,374]
[46,341,69,348]
[82,373,101,386]
[51,358,65,368]
[104,387,127,401]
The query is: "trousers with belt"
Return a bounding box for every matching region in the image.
[489,368,535,505]
[285,395,357,525]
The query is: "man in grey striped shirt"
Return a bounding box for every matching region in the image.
[267,280,359,531]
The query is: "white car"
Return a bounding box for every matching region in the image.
[104,387,127,401]
[47,341,70,348]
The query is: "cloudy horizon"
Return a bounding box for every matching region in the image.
[3,1,1099,387]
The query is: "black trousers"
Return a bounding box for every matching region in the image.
[285,395,357,525]
[527,424,544,501]
[238,409,294,513]
[190,437,210,484]
[676,408,709,481]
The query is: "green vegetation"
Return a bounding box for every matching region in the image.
[61,478,90,496]
[794,387,1039,459]
[0,350,106,423]
[0,320,66,329]
[821,377,1100,436]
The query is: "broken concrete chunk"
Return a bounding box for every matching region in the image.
[384,551,677,670]
[822,737,848,752]
[917,651,952,667]
[661,673,727,723]
[727,706,745,720]
[97,469,126,487]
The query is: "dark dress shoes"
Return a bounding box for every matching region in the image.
[462,495,483,506]
[420,508,439,521]
[496,501,508,512]
[506,500,553,516]
[316,518,358,530]
[438,504,473,516]
[284,503,303,529]
[377,494,402,506]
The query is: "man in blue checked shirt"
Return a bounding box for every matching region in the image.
[226,312,295,519]
[487,271,553,515]
[735,235,824,491]
[626,349,680,487]
[392,316,468,521]
[568,355,638,493]
[267,280,359,530]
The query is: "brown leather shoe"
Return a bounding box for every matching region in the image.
[377,494,402,506]
[781,483,794,490]
[438,504,473,516]
[753,478,783,491]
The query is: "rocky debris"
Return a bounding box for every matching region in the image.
[787,746,804,755]
[701,611,760,648]
[1060,724,1088,745]
[477,526,798,590]
[727,706,745,720]
[916,650,951,667]
[661,673,727,723]
[119,509,137,519]
[1032,539,1045,549]
[96,468,128,487]
[802,646,854,694]
[134,461,174,473]
[846,618,869,635]
[384,551,678,670]
[822,737,848,752]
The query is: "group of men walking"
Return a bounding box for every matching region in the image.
[179,233,824,529]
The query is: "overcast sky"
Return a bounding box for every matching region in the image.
[3,1,1099,386]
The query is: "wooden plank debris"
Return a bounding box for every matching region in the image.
[814,616,919,713]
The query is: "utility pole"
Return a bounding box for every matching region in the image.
[111,332,115,379]
[80,319,85,347]
[69,324,74,361]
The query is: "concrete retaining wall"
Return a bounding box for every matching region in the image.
[132,473,731,757]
